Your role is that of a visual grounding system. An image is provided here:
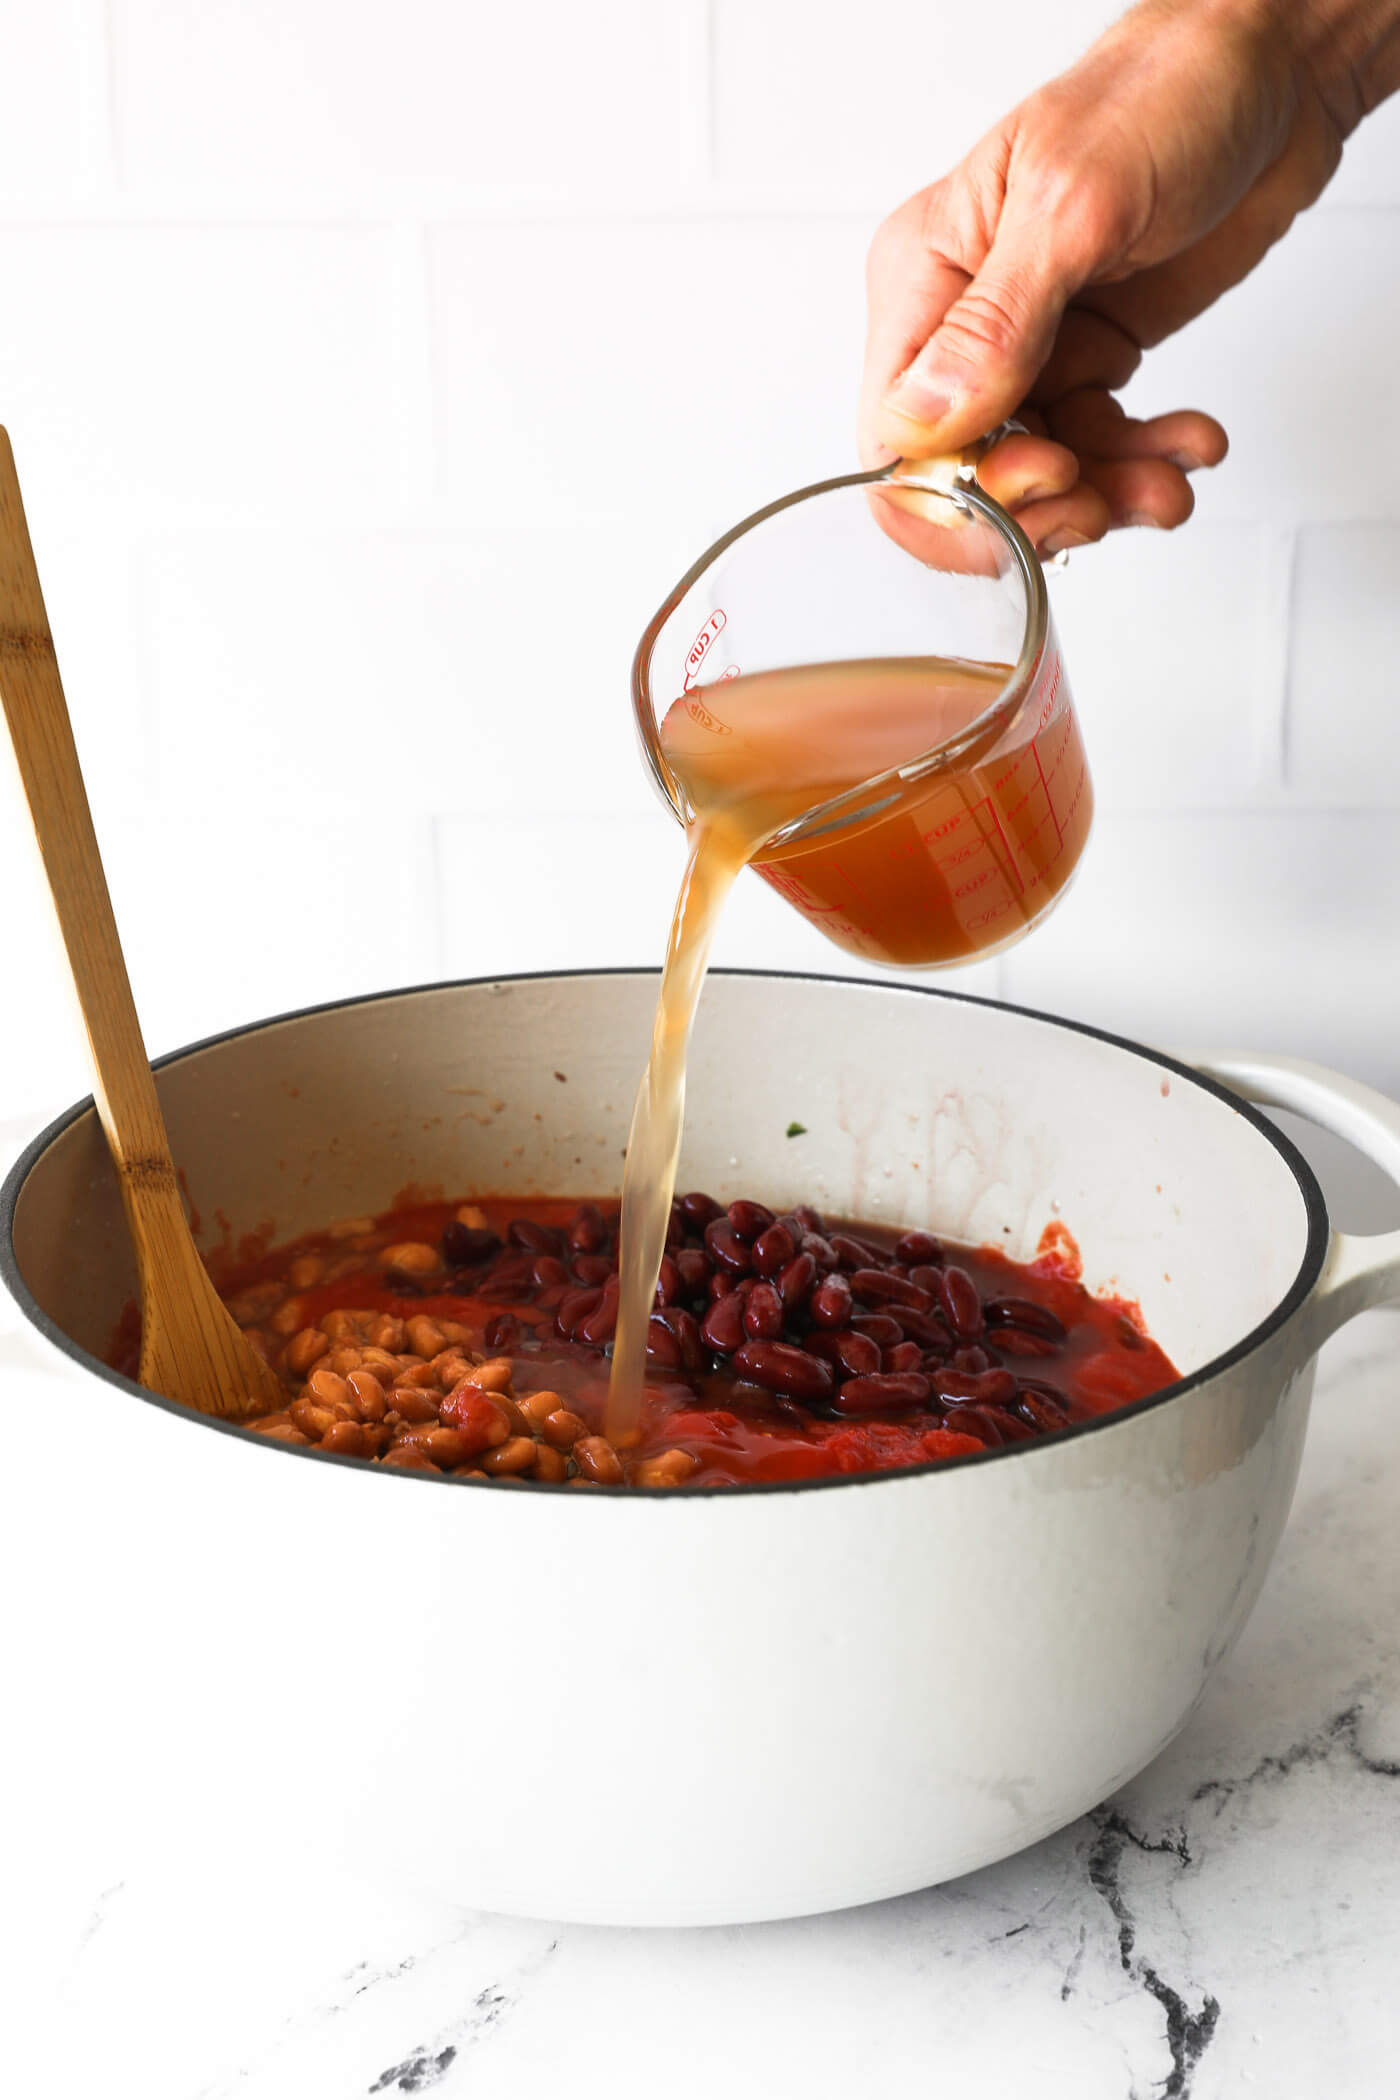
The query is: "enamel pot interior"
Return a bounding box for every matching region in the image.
[9,970,1322,1385]
[1,972,1329,1925]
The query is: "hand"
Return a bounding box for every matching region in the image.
[859,0,1385,554]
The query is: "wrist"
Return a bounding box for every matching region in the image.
[1263,0,1400,128]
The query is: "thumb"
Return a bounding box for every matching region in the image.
[875,217,1080,458]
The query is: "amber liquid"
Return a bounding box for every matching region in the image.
[606,652,1092,1438]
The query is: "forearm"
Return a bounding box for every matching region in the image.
[1274,0,1400,127]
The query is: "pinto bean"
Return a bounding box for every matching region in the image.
[541,1408,588,1450]
[532,1443,569,1483]
[382,1241,442,1277]
[573,1435,625,1484]
[284,1326,330,1377]
[479,1436,538,1476]
[632,1448,700,1487]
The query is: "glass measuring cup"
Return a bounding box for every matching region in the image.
[632,465,1092,969]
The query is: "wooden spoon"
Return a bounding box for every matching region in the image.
[0,428,283,1420]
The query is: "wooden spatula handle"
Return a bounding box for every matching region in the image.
[0,428,178,1196]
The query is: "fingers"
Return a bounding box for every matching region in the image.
[873,213,1080,459]
[975,432,1079,508]
[1044,389,1228,470]
[1011,483,1114,556]
[1078,456,1197,530]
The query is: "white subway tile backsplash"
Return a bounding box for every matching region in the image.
[1048,523,1289,808]
[713,0,1119,200]
[428,217,869,532]
[0,228,410,538]
[144,522,695,821]
[0,4,91,206]
[999,810,1400,1094]
[1287,523,1400,801]
[111,0,707,203]
[1122,209,1400,528]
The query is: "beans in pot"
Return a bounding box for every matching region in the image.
[123,1190,1178,1488]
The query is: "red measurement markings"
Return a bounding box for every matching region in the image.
[1031,736,1064,852]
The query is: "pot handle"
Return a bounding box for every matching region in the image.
[1190,1051,1400,1344]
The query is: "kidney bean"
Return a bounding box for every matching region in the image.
[978,1405,1036,1444]
[800,1232,840,1272]
[653,1305,705,1372]
[743,1283,784,1341]
[1016,1388,1071,1434]
[483,1251,533,1293]
[573,1435,625,1484]
[727,1198,775,1243]
[933,1367,1018,1408]
[654,1255,682,1306]
[849,1267,932,1311]
[577,1276,620,1345]
[707,1269,735,1303]
[849,1312,903,1350]
[809,1272,853,1329]
[705,1219,754,1274]
[826,1328,880,1378]
[896,1230,944,1266]
[531,1253,568,1290]
[908,1265,946,1297]
[666,1203,688,1250]
[646,1317,682,1369]
[679,1191,722,1229]
[674,1247,711,1299]
[534,1284,567,1312]
[941,1404,1001,1447]
[731,1341,834,1401]
[984,1298,1068,1343]
[571,1252,614,1287]
[752,1221,797,1276]
[441,1220,500,1266]
[700,1291,746,1356]
[829,1232,881,1271]
[509,1218,560,1254]
[567,1202,609,1254]
[483,1312,520,1352]
[890,1306,954,1350]
[952,1344,993,1374]
[884,1341,924,1375]
[937,1265,985,1339]
[793,1204,826,1235]
[835,1371,930,1414]
[556,1286,601,1339]
[775,1251,817,1317]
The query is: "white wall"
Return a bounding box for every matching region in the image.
[3,0,1400,1129]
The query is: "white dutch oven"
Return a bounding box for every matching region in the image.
[4,971,1399,1926]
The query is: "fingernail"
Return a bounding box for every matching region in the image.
[883,367,957,429]
[1040,527,1091,556]
[1167,449,1203,471]
[1125,511,1163,529]
[1018,481,1058,504]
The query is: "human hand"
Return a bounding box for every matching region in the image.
[860,0,1389,553]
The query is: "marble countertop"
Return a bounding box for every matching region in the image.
[5,1147,1398,2099]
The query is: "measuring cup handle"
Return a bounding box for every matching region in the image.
[1188,1049,1400,1346]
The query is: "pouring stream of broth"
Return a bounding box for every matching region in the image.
[604,651,1060,1440]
